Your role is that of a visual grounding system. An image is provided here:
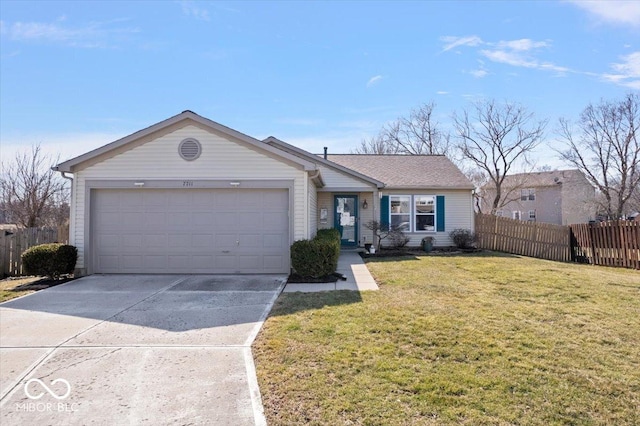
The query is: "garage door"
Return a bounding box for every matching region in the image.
[91,188,289,274]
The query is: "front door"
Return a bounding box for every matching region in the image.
[334,195,358,247]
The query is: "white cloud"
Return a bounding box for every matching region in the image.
[468,69,489,78]
[440,35,483,52]
[568,0,640,27]
[496,39,549,51]
[436,91,448,95]
[180,1,210,21]
[1,19,139,48]
[602,51,640,89]
[366,75,383,87]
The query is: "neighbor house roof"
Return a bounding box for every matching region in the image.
[325,155,474,189]
[498,169,589,189]
[55,110,317,173]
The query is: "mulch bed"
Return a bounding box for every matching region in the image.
[287,272,343,284]
[4,275,75,291]
[360,247,482,258]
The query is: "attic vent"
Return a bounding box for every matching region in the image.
[178,138,201,161]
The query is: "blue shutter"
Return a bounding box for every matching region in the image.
[380,195,390,228]
[436,195,445,232]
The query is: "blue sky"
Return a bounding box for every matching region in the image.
[1,0,638,169]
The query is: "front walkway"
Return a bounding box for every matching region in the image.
[283,250,379,293]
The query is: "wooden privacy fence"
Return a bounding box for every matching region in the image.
[0,226,69,277]
[475,214,640,270]
[571,221,640,270]
[475,214,572,262]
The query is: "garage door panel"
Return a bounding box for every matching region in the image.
[193,212,215,226]
[142,234,166,249]
[168,233,191,248]
[122,234,142,249]
[143,255,166,269]
[192,234,214,248]
[145,212,167,228]
[92,188,289,274]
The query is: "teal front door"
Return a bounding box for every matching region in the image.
[334,195,358,247]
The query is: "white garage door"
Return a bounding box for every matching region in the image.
[91,188,290,274]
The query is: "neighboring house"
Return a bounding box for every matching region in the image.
[483,169,595,225]
[55,111,474,275]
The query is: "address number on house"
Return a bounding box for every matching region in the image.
[183,181,194,187]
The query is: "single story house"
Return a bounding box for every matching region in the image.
[55,111,474,275]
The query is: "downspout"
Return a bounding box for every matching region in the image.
[53,167,74,246]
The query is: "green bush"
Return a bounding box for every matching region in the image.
[291,231,340,278]
[449,228,476,249]
[22,243,78,280]
[315,228,341,243]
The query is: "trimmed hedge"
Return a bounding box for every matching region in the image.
[21,243,78,280]
[315,228,341,242]
[290,229,341,278]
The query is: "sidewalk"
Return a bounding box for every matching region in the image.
[283,251,379,293]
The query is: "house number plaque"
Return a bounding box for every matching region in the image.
[183,180,194,187]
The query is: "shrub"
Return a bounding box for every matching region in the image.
[449,228,476,249]
[388,228,411,248]
[291,232,340,278]
[315,228,341,243]
[22,243,78,280]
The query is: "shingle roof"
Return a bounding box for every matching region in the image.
[500,169,587,188]
[324,155,474,189]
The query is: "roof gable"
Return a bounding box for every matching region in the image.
[55,111,316,173]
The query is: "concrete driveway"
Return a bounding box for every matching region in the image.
[0,274,285,425]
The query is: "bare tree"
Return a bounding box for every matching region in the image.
[557,93,640,219]
[352,134,400,154]
[352,102,451,156]
[0,144,68,227]
[453,100,547,214]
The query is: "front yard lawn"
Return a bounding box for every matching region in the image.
[0,276,72,302]
[253,253,640,425]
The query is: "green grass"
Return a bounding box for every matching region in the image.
[253,253,640,425]
[0,276,70,302]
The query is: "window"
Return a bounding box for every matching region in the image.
[529,210,536,221]
[512,211,521,220]
[496,210,504,217]
[521,188,535,201]
[390,195,411,231]
[414,196,435,231]
[388,195,438,232]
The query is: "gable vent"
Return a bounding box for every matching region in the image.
[178,138,202,161]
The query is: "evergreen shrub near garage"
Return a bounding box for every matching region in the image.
[21,243,78,280]
[290,229,341,278]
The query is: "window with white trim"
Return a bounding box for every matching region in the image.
[513,211,521,220]
[528,210,536,221]
[521,188,535,201]
[496,210,504,217]
[390,195,411,231]
[414,195,435,232]
[389,195,438,232]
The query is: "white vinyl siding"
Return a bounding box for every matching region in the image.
[308,176,318,238]
[71,125,307,270]
[317,164,373,189]
[381,189,474,247]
